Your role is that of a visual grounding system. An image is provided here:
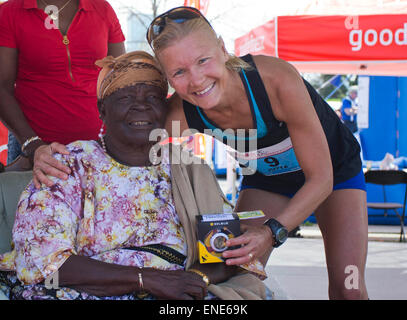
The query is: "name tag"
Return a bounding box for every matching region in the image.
[229,137,302,176]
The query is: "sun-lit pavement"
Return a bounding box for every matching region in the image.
[264,225,407,300]
[217,177,407,300]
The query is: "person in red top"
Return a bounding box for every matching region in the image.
[0,0,125,168]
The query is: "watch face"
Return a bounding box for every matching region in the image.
[276,228,288,243]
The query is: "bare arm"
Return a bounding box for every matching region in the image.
[57,255,207,299]
[107,42,125,57]
[268,60,333,230]
[187,262,239,285]
[0,47,47,160]
[224,57,333,265]
[58,255,237,298]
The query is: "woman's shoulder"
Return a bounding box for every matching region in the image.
[168,93,183,108]
[250,55,311,121]
[66,140,99,152]
[251,55,302,89]
[89,0,118,17]
[58,140,103,164]
[48,141,105,179]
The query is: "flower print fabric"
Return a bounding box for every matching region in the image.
[0,140,266,299]
[0,140,187,286]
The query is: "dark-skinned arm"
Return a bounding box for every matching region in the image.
[107,42,125,57]
[0,46,47,162]
[187,261,240,286]
[56,255,207,299]
[56,255,142,297]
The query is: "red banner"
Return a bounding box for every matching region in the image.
[235,14,407,76]
[235,19,276,57]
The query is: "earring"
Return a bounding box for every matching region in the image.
[98,122,106,152]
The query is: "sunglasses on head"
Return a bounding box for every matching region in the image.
[146,6,213,49]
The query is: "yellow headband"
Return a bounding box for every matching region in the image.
[95,51,168,100]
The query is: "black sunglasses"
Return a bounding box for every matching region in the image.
[146,6,213,49]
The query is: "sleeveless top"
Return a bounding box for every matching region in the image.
[182,54,361,194]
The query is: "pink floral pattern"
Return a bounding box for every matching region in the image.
[0,140,266,300]
[0,140,187,285]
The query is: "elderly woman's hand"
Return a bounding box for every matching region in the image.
[143,269,208,300]
[32,142,71,188]
[222,224,273,266]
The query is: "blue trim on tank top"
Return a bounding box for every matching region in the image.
[195,69,268,141]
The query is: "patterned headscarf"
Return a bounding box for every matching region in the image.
[95,51,168,100]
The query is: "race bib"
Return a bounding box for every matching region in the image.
[228,137,302,176]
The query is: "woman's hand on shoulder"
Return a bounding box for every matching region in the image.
[32,142,71,189]
[142,268,208,300]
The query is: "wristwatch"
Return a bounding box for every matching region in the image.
[264,218,288,248]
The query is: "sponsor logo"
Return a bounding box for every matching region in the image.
[238,34,265,56]
[345,16,407,51]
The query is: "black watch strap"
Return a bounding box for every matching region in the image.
[264,218,288,248]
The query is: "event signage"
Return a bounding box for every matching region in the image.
[235,15,407,60]
[235,14,407,75]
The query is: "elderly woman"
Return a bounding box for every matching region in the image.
[0,51,266,300]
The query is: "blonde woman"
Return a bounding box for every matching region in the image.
[147,7,368,300]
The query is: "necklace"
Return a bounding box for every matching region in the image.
[40,0,73,21]
[98,136,159,167]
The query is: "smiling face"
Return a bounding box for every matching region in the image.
[157,29,230,110]
[99,84,167,150]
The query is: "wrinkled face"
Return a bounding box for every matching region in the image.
[157,29,229,110]
[350,91,357,100]
[100,84,167,147]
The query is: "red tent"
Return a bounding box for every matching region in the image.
[235,14,407,76]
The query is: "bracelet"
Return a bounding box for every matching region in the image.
[136,272,149,299]
[188,268,210,286]
[21,136,42,154]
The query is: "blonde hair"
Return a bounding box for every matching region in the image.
[152,17,252,73]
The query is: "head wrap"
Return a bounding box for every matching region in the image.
[95,51,168,100]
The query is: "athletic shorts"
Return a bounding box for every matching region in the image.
[240,168,366,198]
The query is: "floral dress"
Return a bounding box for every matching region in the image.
[0,140,267,300]
[0,140,188,300]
